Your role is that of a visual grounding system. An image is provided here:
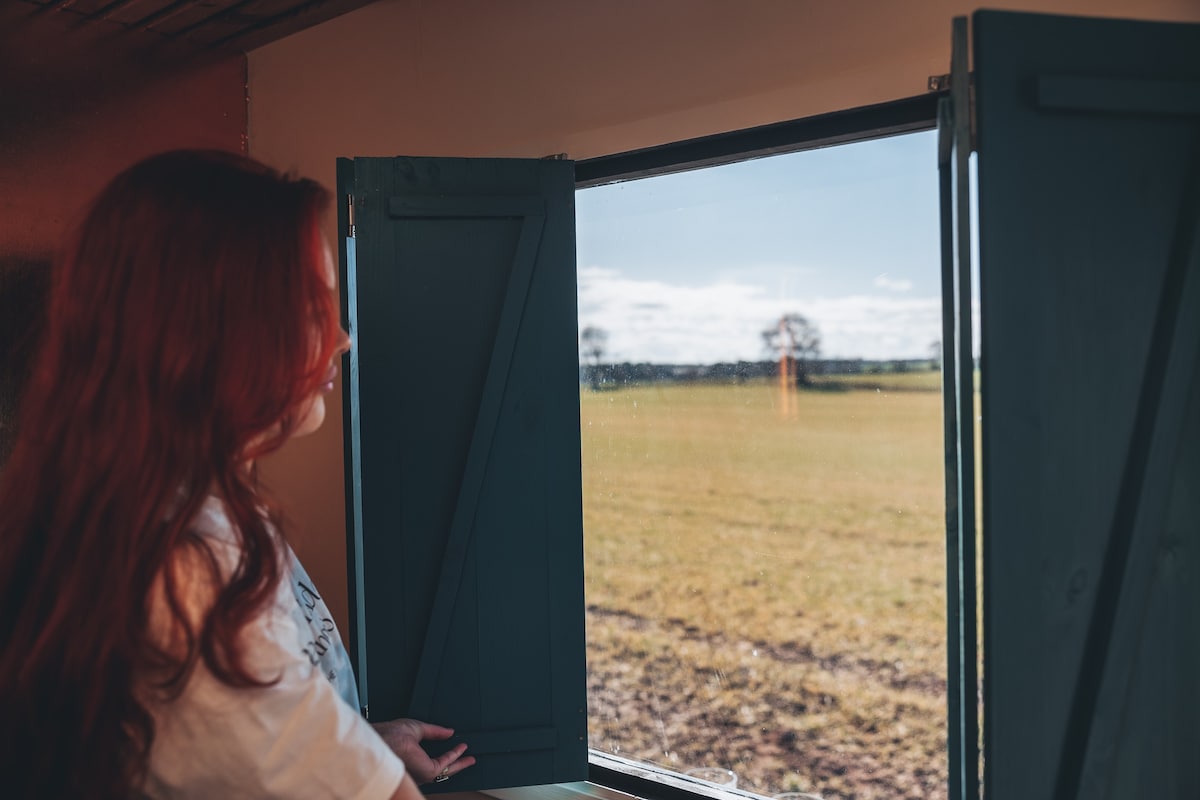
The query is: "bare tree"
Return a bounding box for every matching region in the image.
[580,325,609,390]
[929,339,943,371]
[762,313,821,386]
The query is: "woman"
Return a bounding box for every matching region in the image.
[0,151,473,798]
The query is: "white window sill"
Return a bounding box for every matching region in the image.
[481,752,766,800]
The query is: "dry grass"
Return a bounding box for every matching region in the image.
[582,377,949,800]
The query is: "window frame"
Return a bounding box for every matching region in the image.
[572,91,954,800]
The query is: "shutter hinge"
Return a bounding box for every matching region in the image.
[346,193,356,238]
[927,73,951,93]
[361,704,369,720]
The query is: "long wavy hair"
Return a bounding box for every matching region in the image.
[0,256,50,463]
[0,150,342,798]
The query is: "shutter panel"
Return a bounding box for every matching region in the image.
[974,12,1200,800]
[337,156,586,792]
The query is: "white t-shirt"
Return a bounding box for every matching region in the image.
[141,496,405,799]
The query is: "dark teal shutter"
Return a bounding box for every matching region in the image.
[336,156,586,792]
[973,12,1200,800]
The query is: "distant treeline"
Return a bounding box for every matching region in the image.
[580,358,938,388]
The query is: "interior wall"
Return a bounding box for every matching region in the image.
[0,9,247,261]
[246,0,1200,634]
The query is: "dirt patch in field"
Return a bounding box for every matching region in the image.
[586,605,948,800]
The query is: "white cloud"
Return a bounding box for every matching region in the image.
[577,266,945,363]
[873,273,913,292]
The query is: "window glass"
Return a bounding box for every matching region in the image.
[577,131,947,800]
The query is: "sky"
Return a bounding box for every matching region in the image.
[575,130,946,364]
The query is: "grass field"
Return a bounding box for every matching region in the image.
[581,376,949,800]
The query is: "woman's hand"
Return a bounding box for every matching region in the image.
[373,718,476,785]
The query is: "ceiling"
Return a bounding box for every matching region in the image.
[6,0,378,54]
[0,0,381,153]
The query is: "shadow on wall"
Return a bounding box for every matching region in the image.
[0,256,50,464]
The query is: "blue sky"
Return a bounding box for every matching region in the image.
[575,130,945,363]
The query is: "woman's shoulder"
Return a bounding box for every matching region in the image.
[146,495,292,653]
[166,497,250,595]
[190,494,247,546]
[184,494,291,574]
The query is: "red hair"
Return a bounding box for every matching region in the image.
[0,150,342,798]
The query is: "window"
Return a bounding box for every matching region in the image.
[338,96,977,799]
[576,130,949,800]
[343,16,1196,796]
